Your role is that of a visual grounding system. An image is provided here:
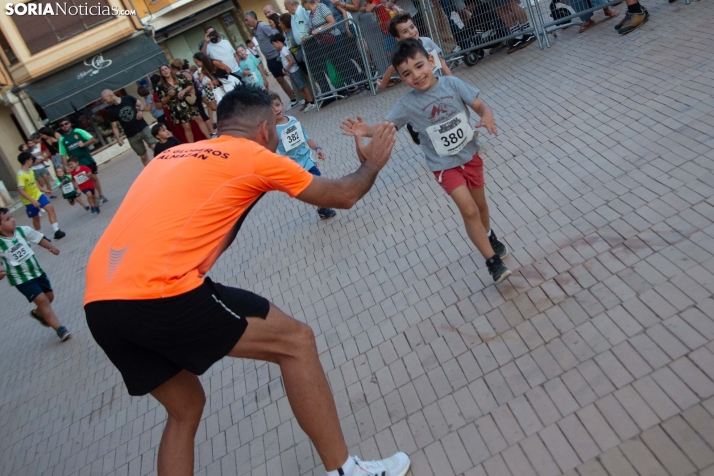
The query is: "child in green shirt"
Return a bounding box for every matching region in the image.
[57,167,89,210]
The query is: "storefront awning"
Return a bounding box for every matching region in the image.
[23,34,167,121]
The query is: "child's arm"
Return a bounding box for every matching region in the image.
[340,116,383,138]
[256,61,270,89]
[307,139,325,160]
[440,55,453,76]
[470,98,498,135]
[378,66,396,89]
[37,238,60,255]
[286,52,296,71]
[18,189,41,208]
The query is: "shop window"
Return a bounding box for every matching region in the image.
[12,0,114,55]
[0,30,18,65]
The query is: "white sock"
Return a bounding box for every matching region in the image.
[487,229,493,237]
[520,22,531,31]
[510,24,521,35]
[52,222,60,232]
[327,456,356,476]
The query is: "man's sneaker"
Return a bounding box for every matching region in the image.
[30,310,50,327]
[615,7,648,30]
[53,230,66,240]
[303,102,316,112]
[317,208,337,219]
[352,452,411,476]
[617,10,647,34]
[489,231,509,258]
[406,124,420,145]
[486,255,512,284]
[99,196,108,204]
[56,326,71,342]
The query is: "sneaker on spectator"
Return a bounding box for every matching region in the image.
[617,10,646,34]
[56,326,71,342]
[507,34,535,54]
[100,195,108,204]
[53,230,66,240]
[615,6,647,29]
[303,102,316,112]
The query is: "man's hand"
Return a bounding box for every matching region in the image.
[316,148,326,160]
[340,115,370,137]
[118,139,124,147]
[78,141,85,148]
[136,111,144,120]
[354,121,396,168]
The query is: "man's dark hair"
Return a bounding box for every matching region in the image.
[217,85,272,127]
[18,151,33,165]
[391,38,430,70]
[205,25,214,31]
[59,117,71,125]
[151,123,166,138]
[270,33,285,44]
[150,74,161,89]
[388,13,414,38]
[30,132,40,140]
[245,11,258,20]
[67,156,79,163]
[18,144,25,152]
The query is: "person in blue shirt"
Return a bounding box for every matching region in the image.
[269,91,336,220]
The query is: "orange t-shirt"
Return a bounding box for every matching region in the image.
[84,136,314,304]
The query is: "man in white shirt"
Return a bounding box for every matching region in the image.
[200,26,241,74]
[284,0,310,45]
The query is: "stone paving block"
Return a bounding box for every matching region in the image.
[640,425,697,476]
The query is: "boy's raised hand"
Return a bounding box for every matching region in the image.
[340,115,369,137]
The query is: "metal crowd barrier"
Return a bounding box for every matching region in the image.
[354,5,399,79]
[416,0,544,65]
[302,17,377,110]
[530,0,622,46]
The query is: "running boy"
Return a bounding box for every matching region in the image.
[57,167,89,210]
[68,157,100,213]
[17,152,66,239]
[151,123,183,156]
[269,91,336,219]
[237,45,269,89]
[377,13,453,91]
[341,39,511,283]
[0,208,71,341]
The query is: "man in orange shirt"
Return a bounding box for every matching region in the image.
[84,87,410,476]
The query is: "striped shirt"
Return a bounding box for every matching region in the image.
[0,226,45,286]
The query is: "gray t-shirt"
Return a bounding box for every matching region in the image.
[253,22,279,59]
[385,75,481,171]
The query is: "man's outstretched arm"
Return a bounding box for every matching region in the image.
[297,122,396,209]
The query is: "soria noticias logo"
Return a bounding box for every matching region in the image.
[5,2,137,16]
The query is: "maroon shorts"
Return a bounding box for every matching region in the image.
[433,153,484,195]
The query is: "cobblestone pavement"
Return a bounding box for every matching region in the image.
[2,0,714,474]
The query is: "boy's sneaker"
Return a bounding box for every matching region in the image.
[351,453,411,476]
[90,207,96,213]
[317,208,337,219]
[489,231,509,258]
[53,230,66,240]
[50,195,57,199]
[95,206,101,214]
[30,310,50,327]
[99,196,108,204]
[486,255,512,284]
[56,326,71,342]
[84,206,90,211]
[406,124,420,145]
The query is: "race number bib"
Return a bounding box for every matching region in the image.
[61,182,75,195]
[75,172,90,185]
[280,122,306,152]
[245,72,259,85]
[425,111,474,157]
[7,241,34,266]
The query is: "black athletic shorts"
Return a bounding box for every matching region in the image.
[85,278,270,396]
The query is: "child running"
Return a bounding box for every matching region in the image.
[270,34,316,112]
[57,167,89,210]
[0,208,71,341]
[17,152,66,239]
[68,157,100,214]
[269,91,336,220]
[341,39,511,284]
[151,123,183,156]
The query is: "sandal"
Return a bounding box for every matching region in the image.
[579,19,595,32]
[603,7,618,17]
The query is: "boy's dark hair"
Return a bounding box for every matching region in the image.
[267,91,281,103]
[18,151,33,165]
[137,86,150,97]
[391,38,430,70]
[38,126,55,136]
[18,144,26,152]
[151,123,166,138]
[217,85,273,126]
[270,33,285,44]
[67,156,79,163]
[0,207,8,217]
[388,13,414,38]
